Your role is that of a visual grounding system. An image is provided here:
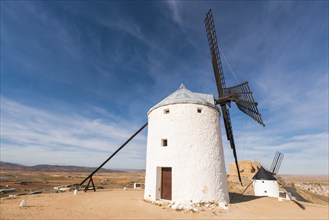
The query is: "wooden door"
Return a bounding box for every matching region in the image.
[161,167,172,200]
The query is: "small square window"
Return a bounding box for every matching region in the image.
[197,108,202,113]
[161,139,168,147]
[264,190,267,193]
[164,109,170,114]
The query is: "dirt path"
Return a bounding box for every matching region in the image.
[1,189,328,219]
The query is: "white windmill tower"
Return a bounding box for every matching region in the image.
[144,84,229,204]
[144,9,265,206]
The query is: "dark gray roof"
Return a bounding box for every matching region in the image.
[252,166,277,180]
[148,84,217,114]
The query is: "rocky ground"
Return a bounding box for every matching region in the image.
[279,175,329,206]
[296,183,329,197]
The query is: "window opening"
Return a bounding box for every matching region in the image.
[161,139,168,147]
[197,108,202,113]
[164,109,170,114]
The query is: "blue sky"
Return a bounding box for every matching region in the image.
[1,1,328,175]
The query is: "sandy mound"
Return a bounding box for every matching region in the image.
[229,160,261,178]
[227,160,261,195]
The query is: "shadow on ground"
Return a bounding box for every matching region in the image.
[229,193,261,204]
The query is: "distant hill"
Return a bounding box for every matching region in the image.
[0,161,124,173]
[0,161,26,170]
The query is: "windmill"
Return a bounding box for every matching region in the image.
[251,151,284,198]
[144,9,265,204]
[80,9,265,199]
[204,9,265,185]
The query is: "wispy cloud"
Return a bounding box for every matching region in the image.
[223,129,328,175]
[0,97,147,169]
[165,0,183,27]
[1,94,326,174]
[1,1,327,175]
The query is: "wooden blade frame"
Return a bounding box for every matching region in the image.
[205,9,242,185]
[221,105,242,184]
[224,82,265,126]
[205,9,226,95]
[270,151,284,175]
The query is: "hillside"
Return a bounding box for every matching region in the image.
[0,161,122,173]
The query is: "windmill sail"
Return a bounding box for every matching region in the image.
[221,105,242,184]
[205,9,242,184]
[224,82,265,126]
[205,9,226,95]
[270,151,284,175]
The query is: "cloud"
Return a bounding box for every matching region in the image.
[165,0,183,27]
[1,1,327,176]
[103,19,144,43]
[222,126,328,175]
[0,97,147,169]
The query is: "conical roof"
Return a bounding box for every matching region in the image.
[252,166,277,180]
[148,84,217,114]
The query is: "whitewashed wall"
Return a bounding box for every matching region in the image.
[253,180,279,197]
[144,103,229,204]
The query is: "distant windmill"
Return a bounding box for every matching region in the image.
[252,152,284,198]
[204,9,265,185]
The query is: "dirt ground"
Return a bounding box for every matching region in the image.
[1,189,328,219]
[1,165,328,219]
[0,170,145,198]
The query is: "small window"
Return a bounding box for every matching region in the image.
[164,109,170,114]
[264,190,267,193]
[161,139,168,147]
[262,181,265,183]
[197,108,202,113]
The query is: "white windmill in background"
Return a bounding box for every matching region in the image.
[253,152,284,198]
